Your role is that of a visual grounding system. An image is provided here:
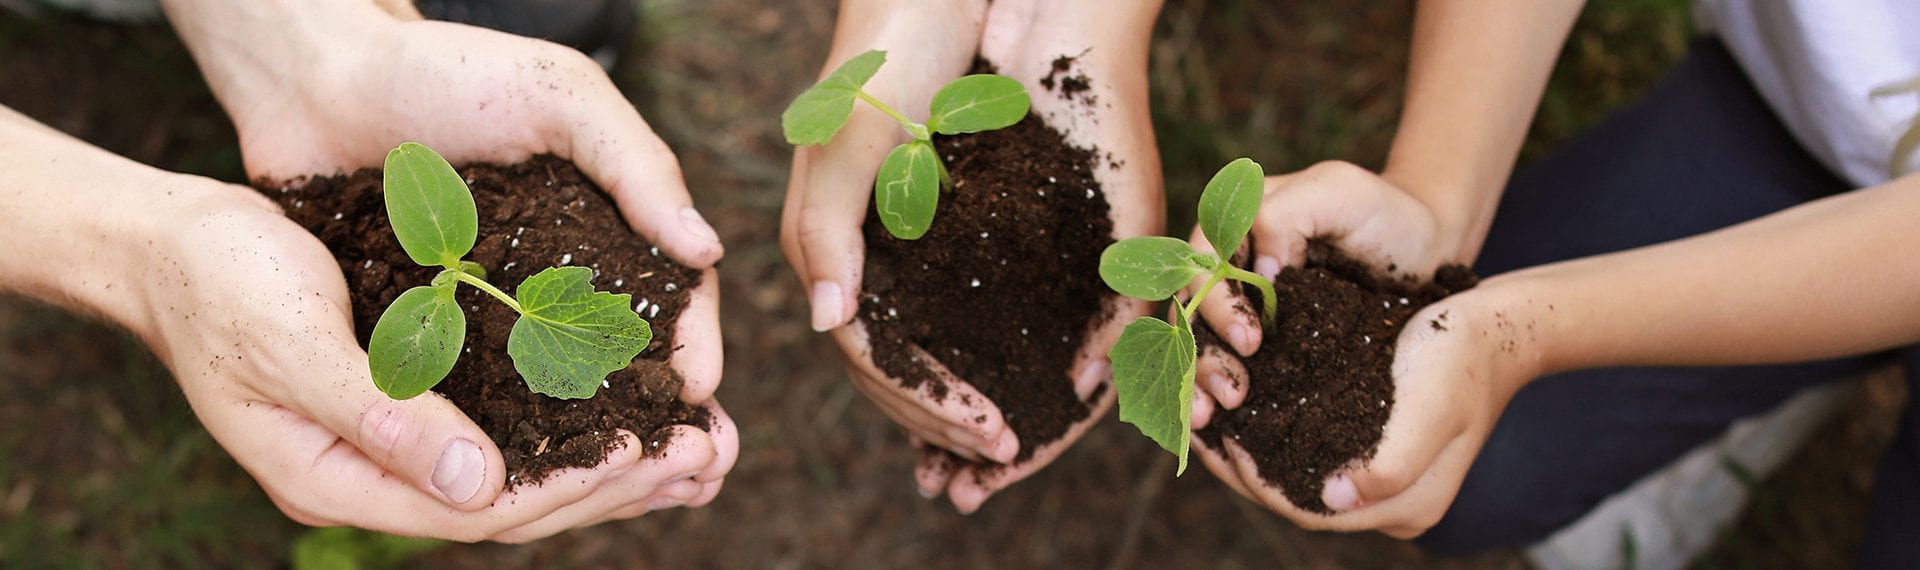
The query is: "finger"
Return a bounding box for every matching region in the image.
[1325,343,1471,513]
[832,322,1018,462]
[1194,341,1250,410]
[1247,173,1319,275]
[1067,296,1146,400]
[1191,386,1216,429]
[1317,435,1479,536]
[553,54,724,268]
[1189,224,1263,357]
[1191,432,1254,500]
[944,376,1116,513]
[915,448,957,499]
[488,426,716,543]
[668,268,723,403]
[684,477,726,509]
[226,401,645,542]
[1222,437,1315,522]
[845,368,978,459]
[693,402,740,484]
[272,331,507,510]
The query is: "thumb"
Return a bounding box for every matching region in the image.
[290,349,507,510]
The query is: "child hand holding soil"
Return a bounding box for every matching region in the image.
[782,0,1164,513]
[51,0,741,541]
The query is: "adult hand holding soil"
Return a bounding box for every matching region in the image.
[779,1,1022,465]
[0,108,722,542]
[157,0,736,535]
[917,0,1165,513]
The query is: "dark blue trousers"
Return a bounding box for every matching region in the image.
[1412,39,1917,566]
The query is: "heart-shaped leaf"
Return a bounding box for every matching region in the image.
[1109,314,1198,475]
[507,267,652,399]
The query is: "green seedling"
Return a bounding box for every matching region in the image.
[1098,158,1277,475]
[368,142,651,400]
[780,49,1031,239]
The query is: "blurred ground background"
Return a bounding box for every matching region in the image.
[0,0,1906,568]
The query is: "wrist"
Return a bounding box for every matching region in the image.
[1379,164,1496,265]
[162,0,400,131]
[1447,269,1566,395]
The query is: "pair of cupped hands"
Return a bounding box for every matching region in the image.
[139,0,1514,544]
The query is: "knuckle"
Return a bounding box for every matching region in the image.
[354,401,416,466]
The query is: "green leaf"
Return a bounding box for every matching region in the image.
[782,49,888,146]
[507,267,652,399]
[874,141,940,239]
[368,285,466,400]
[926,74,1030,135]
[1108,314,1197,475]
[383,142,478,268]
[1099,236,1210,301]
[1196,157,1264,259]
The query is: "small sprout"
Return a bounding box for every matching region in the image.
[781,49,1031,240]
[368,142,650,401]
[1098,158,1275,475]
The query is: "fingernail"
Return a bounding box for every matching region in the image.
[1323,474,1361,512]
[916,481,938,499]
[678,207,720,245]
[646,496,684,512]
[810,281,844,332]
[1190,392,1212,429]
[1254,255,1281,280]
[432,439,485,504]
[1227,323,1254,355]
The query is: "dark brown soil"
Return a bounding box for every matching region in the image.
[257,156,711,488]
[1196,240,1476,513]
[859,108,1116,466]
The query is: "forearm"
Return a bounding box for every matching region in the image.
[0,107,198,334]
[1489,173,1920,380]
[1384,0,1586,262]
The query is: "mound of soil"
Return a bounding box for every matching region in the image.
[1196,240,1476,513]
[858,109,1116,467]
[258,156,711,488]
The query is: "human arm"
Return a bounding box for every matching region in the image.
[1205,170,1920,536]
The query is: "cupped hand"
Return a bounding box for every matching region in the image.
[1190,161,1463,421]
[1192,280,1536,538]
[142,180,735,542]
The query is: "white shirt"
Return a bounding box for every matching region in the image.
[1695,0,1920,186]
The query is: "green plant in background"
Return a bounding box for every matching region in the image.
[369,142,651,400]
[780,49,1031,239]
[292,527,442,570]
[1099,158,1276,475]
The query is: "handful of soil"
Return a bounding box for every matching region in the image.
[1195,240,1476,513]
[257,156,711,487]
[858,111,1117,467]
